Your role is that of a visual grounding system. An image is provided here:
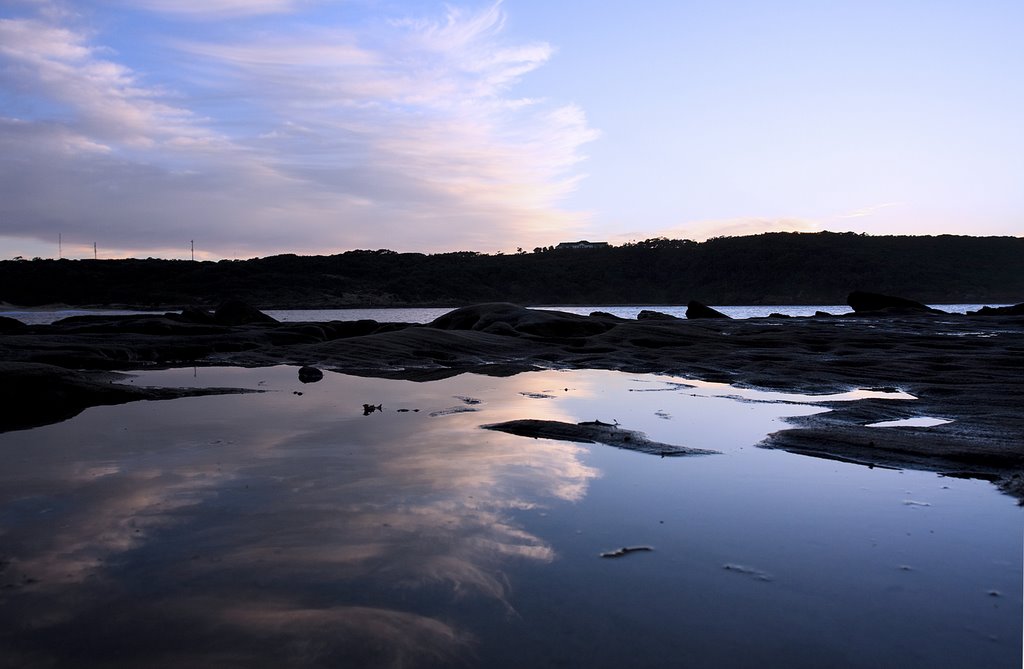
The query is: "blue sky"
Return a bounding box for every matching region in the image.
[1,0,1021,259]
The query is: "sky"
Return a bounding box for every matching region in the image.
[1,0,1021,260]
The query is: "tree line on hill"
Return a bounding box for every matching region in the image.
[1,232,1021,309]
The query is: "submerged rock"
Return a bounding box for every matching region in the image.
[600,546,654,558]
[685,301,731,319]
[482,419,719,456]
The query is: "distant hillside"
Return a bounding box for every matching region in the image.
[1,232,1021,308]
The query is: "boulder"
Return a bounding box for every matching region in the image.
[637,310,680,321]
[847,291,945,314]
[298,366,324,383]
[429,303,615,338]
[213,300,278,326]
[685,301,731,319]
[178,306,216,324]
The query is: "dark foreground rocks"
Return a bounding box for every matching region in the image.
[1,301,1023,500]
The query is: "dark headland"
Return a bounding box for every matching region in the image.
[1,292,1022,501]
[2,232,1023,308]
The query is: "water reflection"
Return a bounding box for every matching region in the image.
[0,368,599,667]
[0,367,1019,668]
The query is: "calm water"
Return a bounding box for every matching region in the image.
[0,366,1019,668]
[0,304,1009,325]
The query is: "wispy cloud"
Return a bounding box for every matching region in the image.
[836,202,904,219]
[0,1,596,257]
[114,0,304,19]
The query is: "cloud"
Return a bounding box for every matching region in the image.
[115,0,304,19]
[0,2,596,257]
[836,202,904,219]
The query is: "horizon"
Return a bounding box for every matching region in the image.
[2,1,1022,260]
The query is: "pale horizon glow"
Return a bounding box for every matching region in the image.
[1,0,1021,260]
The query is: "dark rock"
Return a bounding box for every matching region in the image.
[847,291,945,314]
[213,300,278,326]
[0,361,254,432]
[297,366,324,383]
[429,303,615,338]
[637,310,680,321]
[482,418,719,456]
[178,306,216,324]
[323,319,381,339]
[589,311,629,322]
[767,313,791,319]
[814,311,833,317]
[268,324,332,345]
[0,315,26,332]
[685,301,731,319]
[967,303,1024,316]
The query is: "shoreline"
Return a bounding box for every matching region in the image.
[2,302,1022,500]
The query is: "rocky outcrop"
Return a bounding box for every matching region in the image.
[179,305,217,324]
[0,362,255,432]
[847,291,945,314]
[686,301,731,319]
[482,419,719,456]
[0,315,26,332]
[214,300,278,326]
[429,303,616,338]
[637,310,680,321]
[967,303,1024,316]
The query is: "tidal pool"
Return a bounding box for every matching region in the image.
[0,367,1019,668]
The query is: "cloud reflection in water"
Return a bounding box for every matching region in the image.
[0,367,597,666]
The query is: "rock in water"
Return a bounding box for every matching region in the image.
[214,300,278,325]
[847,291,945,314]
[297,366,324,383]
[686,301,731,319]
[178,305,216,324]
[482,419,719,456]
[637,310,680,321]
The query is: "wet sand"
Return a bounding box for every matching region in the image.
[1,303,1021,499]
